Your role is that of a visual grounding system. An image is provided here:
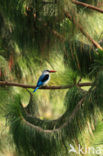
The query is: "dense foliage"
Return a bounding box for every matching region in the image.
[0,0,103,156]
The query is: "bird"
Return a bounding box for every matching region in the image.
[33,70,56,93]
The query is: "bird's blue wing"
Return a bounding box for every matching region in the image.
[37,75,44,87]
[33,74,49,93]
[33,75,43,93]
[37,74,49,87]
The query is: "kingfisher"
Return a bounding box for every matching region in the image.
[33,70,56,93]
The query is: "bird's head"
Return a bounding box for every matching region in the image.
[42,70,56,74]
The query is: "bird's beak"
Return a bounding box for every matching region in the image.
[49,70,56,73]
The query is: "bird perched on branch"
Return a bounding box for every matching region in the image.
[33,70,56,93]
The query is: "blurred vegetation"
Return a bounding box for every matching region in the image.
[0,0,103,155]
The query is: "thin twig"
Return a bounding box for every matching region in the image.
[52,30,65,42]
[77,77,82,85]
[72,0,103,13]
[64,11,103,50]
[0,81,92,89]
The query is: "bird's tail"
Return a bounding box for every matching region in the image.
[33,86,39,93]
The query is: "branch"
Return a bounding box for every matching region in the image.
[58,96,85,130]
[0,81,92,89]
[52,29,65,42]
[64,11,103,50]
[42,1,57,5]
[22,95,85,133]
[72,0,103,13]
